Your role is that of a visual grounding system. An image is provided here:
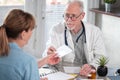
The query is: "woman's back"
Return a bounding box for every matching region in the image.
[0,42,40,80]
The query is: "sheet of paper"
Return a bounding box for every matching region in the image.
[45,72,74,80]
[39,68,74,80]
[56,45,72,58]
[64,66,81,73]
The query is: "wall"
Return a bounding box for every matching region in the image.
[96,13,120,68]
[99,0,120,8]
[0,6,23,25]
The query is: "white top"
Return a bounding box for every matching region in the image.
[43,21,106,67]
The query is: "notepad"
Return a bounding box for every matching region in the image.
[45,72,74,80]
[39,68,57,77]
[39,68,74,80]
[56,45,72,58]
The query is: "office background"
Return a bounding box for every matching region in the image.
[0,0,120,68]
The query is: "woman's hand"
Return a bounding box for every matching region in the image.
[40,77,48,80]
[47,53,60,65]
[46,46,60,65]
[47,46,56,55]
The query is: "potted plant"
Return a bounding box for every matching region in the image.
[96,56,109,77]
[104,0,116,4]
[104,0,116,12]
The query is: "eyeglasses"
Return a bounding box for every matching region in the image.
[63,13,82,21]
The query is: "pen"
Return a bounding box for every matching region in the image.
[53,65,59,71]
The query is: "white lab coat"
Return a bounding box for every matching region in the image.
[43,21,106,66]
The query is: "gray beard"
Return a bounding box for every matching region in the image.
[66,26,75,30]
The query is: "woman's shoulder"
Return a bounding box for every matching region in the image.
[18,50,36,64]
[10,45,36,66]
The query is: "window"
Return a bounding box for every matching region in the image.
[0,0,24,5]
[45,0,69,40]
[0,0,25,25]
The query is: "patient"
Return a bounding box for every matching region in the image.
[0,9,60,80]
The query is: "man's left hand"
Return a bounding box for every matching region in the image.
[80,64,93,77]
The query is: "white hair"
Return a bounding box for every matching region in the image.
[67,0,84,12]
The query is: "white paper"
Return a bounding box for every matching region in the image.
[45,72,74,80]
[64,66,81,73]
[56,45,72,58]
[39,68,74,80]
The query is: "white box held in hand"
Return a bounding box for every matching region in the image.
[56,45,72,58]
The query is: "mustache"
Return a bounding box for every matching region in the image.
[66,25,75,30]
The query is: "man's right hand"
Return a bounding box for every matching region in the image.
[47,46,56,55]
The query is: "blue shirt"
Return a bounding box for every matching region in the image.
[0,43,40,80]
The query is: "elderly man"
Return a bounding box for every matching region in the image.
[43,0,106,77]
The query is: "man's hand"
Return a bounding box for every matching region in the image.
[47,53,60,65]
[80,64,95,77]
[47,46,56,55]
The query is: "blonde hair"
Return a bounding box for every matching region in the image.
[0,9,35,56]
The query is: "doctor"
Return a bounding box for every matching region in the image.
[43,0,106,77]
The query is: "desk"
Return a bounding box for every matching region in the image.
[48,62,113,80]
[39,67,113,80]
[72,76,110,80]
[71,67,120,80]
